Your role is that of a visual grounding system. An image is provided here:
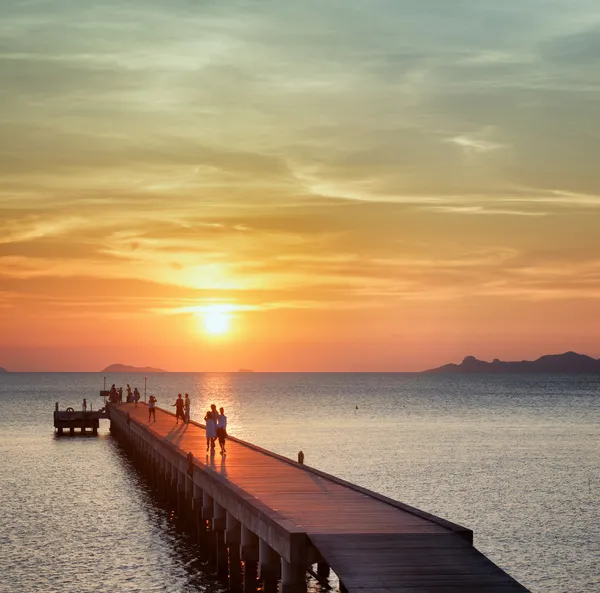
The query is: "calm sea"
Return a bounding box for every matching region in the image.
[0,373,598,593]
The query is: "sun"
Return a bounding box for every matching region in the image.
[201,306,231,336]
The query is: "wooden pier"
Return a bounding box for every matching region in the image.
[54,402,108,435]
[109,403,530,593]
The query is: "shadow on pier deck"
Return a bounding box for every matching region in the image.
[109,403,530,593]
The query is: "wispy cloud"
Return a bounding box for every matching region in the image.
[2,0,600,367]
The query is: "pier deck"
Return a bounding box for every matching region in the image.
[111,403,529,593]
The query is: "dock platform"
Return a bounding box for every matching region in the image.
[109,402,530,593]
[54,402,108,435]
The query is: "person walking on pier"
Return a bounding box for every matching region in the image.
[173,393,185,424]
[184,393,190,423]
[134,387,140,407]
[204,409,217,452]
[217,407,227,454]
[148,395,157,422]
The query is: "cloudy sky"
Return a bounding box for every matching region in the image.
[1,0,600,371]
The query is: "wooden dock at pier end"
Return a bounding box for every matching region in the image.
[53,402,108,435]
[109,403,531,593]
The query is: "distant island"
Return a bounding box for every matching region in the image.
[423,351,600,374]
[237,368,254,373]
[0,367,8,373]
[101,364,167,373]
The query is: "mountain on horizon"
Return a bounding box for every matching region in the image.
[423,351,600,374]
[101,364,167,373]
[0,366,8,373]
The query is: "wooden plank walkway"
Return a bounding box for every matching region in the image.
[117,403,530,593]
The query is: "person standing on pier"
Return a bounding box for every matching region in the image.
[126,384,132,403]
[204,409,217,452]
[173,393,185,424]
[217,407,227,454]
[82,398,87,411]
[184,393,190,423]
[148,395,157,422]
[133,387,140,407]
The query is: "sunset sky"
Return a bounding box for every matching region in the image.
[2,1,600,371]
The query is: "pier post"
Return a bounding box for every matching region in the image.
[280,559,307,593]
[177,468,185,517]
[213,502,228,580]
[192,484,205,546]
[226,513,242,593]
[317,561,330,580]
[202,492,214,520]
[241,526,259,593]
[259,539,280,593]
[150,449,157,491]
[183,452,193,518]
[157,456,165,500]
[203,492,216,567]
[161,457,169,502]
[156,452,164,494]
[171,463,179,508]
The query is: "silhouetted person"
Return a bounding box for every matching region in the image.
[217,407,227,454]
[134,387,140,406]
[148,395,157,422]
[204,409,217,452]
[126,384,132,403]
[184,393,190,423]
[173,393,185,424]
[118,387,123,404]
[82,398,87,411]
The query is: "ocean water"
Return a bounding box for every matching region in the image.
[0,372,598,593]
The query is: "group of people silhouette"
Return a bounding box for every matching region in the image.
[172,393,191,424]
[171,394,228,455]
[204,403,228,455]
[109,389,228,454]
[108,383,140,405]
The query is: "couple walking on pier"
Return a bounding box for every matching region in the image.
[173,393,191,424]
[205,404,227,455]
